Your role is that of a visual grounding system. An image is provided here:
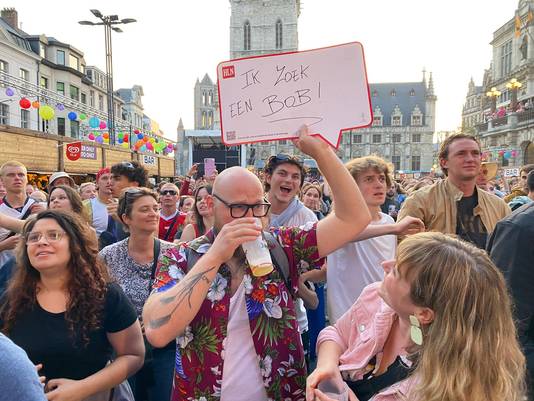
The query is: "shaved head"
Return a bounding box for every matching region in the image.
[212,167,265,231]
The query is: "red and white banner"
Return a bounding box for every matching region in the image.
[66,141,82,161]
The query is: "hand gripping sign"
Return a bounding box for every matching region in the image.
[217,42,372,148]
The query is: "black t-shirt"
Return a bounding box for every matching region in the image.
[8,282,137,381]
[456,191,488,249]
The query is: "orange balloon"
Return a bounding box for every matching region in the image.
[32,101,40,109]
[103,132,109,139]
[143,136,149,142]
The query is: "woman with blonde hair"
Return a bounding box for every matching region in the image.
[307,232,526,401]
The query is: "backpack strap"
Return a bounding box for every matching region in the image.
[263,231,293,298]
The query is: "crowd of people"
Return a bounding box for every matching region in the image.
[0,128,531,401]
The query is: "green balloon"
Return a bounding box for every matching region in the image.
[79,113,87,120]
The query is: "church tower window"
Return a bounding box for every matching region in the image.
[244,21,251,51]
[276,19,283,49]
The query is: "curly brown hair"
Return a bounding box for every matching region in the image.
[0,210,110,347]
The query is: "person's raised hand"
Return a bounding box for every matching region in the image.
[394,216,425,236]
[292,125,332,160]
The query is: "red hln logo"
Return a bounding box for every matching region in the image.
[222,66,235,79]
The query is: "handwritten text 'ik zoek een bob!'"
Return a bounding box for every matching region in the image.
[227,64,321,122]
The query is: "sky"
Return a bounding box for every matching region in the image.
[12,0,520,140]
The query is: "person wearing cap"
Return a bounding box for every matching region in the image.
[398,133,510,249]
[48,171,75,191]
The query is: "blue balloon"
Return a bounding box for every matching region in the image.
[118,138,123,144]
[67,112,77,121]
[89,116,100,129]
[95,136,104,144]
[137,133,144,140]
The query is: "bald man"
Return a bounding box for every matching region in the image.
[143,127,371,401]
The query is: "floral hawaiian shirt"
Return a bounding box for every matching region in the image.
[152,221,324,401]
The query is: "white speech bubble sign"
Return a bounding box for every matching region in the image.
[217,42,372,148]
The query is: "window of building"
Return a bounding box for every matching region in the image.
[81,93,87,104]
[208,111,213,127]
[409,89,415,96]
[352,133,362,143]
[276,19,283,49]
[411,155,421,171]
[39,76,48,89]
[392,133,401,143]
[392,155,400,172]
[70,85,79,101]
[392,115,402,126]
[39,43,46,58]
[412,133,421,143]
[21,109,29,128]
[19,68,29,81]
[98,95,104,111]
[372,134,381,143]
[70,120,80,138]
[89,90,95,107]
[372,90,378,97]
[87,69,93,80]
[500,40,512,77]
[41,120,49,132]
[57,117,65,136]
[372,116,383,126]
[411,115,422,126]
[244,21,251,51]
[390,89,396,97]
[57,50,65,65]
[202,111,207,128]
[279,139,287,145]
[56,81,65,95]
[69,54,79,71]
[0,59,8,73]
[0,103,8,124]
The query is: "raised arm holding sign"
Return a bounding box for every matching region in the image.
[217,42,372,148]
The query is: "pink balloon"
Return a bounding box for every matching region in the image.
[99,121,107,129]
[88,134,95,140]
[146,142,154,151]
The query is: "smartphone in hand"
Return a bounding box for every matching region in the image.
[204,158,216,178]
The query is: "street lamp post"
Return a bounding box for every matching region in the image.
[506,78,522,111]
[486,87,501,114]
[79,10,136,146]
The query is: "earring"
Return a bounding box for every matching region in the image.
[409,315,423,345]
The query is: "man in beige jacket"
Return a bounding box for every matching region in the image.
[398,134,510,248]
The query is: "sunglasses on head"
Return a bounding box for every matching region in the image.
[160,189,177,196]
[270,153,303,165]
[119,161,135,169]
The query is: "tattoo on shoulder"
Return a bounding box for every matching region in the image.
[148,265,218,329]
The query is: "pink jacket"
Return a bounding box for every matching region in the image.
[317,283,415,401]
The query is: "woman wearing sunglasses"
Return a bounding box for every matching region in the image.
[306,232,526,401]
[179,184,214,242]
[99,187,176,401]
[0,210,144,400]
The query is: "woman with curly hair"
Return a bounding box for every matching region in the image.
[0,210,144,400]
[307,232,526,401]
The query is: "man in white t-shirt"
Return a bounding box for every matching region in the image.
[327,156,424,323]
[84,167,113,237]
[0,161,43,267]
[263,154,318,366]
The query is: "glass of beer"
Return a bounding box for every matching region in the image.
[241,219,274,277]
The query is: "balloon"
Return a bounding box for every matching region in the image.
[146,142,154,151]
[103,132,109,139]
[149,137,155,143]
[143,136,149,143]
[504,151,511,159]
[89,117,100,128]
[122,142,129,149]
[32,101,40,109]
[123,135,129,143]
[5,88,14,96]
[140,145,147,152]
[96,136,104,144]
[512,150,518,157]
[117,132,124,139]
[134,129,140,135]
[137,133,143,140]
[56,103,65,111]
[68,112,77,121]
[19,98,31,109]
[118,138,123,144]
[79,113,87,120]
[88,133,95,140]
[39,105,54,121]
[99,121,107,129]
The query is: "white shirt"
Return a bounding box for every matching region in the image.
[220,281,268,401]
[90,197,109,236]
[327,213,396,323]
[0,198,35,267]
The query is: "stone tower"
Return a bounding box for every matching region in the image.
[229,0,300,59]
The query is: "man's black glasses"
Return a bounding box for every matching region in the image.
[160,189,177,196]
[212,193,271,218]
